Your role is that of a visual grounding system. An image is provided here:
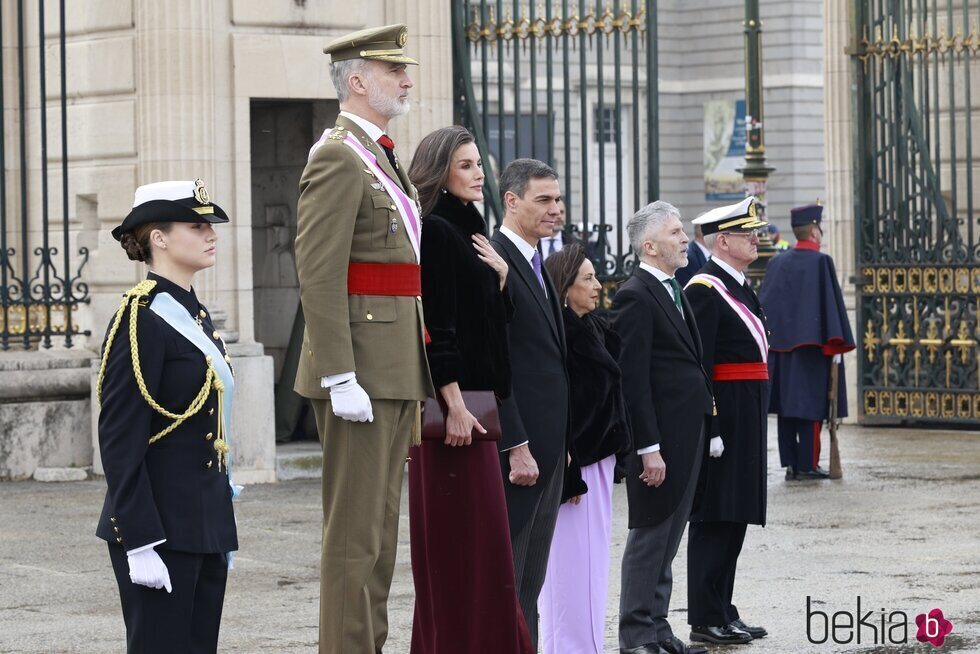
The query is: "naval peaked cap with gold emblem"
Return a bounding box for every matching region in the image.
[692,196,768,236]
[322,24,419,65]
[112,179,229,241]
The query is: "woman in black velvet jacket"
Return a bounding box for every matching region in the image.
[406,126,532,654]
[538,242,633,654]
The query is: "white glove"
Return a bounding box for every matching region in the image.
[127,548,172,593]
[709,436,725,458]
[329,377,374,422]
[832,354,842,364]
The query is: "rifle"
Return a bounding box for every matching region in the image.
[827,358,843,479]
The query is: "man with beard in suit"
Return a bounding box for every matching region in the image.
[612,201,713,654]
[491,159,585,648]
[684,197,771,646]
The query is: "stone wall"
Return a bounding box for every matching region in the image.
[0,351,94,480]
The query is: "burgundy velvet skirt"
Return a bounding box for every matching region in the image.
[408,440,533,654]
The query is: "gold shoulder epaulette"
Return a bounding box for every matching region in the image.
[689,279,713,289]
[327,126,346,141]
[96,280,158,402]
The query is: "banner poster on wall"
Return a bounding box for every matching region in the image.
[704,99,746,201]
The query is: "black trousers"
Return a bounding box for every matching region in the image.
[686,521,747,627]
[108,544,228,654]
[777,416,821,472]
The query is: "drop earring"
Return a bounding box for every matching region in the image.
[441,188,448,194]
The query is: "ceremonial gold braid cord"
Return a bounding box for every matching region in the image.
[96,279,221,445]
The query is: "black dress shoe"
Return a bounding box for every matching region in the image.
[620,644,668,654]
[785,467,798,480]
[730,618,768,639]
[799,466,830,479]
[690,624,753,644]
[659,635,708,654]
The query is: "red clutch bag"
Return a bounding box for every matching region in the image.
[421,391,501,441]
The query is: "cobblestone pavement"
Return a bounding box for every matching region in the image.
[1,419,978,653]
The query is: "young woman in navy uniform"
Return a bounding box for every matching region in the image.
[96,179,239,653]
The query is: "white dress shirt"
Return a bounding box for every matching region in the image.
[638,261,684,315]
[339,111,385,142]
[711,257,746,286]
[499,225,547,298]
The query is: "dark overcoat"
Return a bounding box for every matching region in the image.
[685,260,769,526]
[491,230,584,533]
[611,268,713,529]
[562,308,632,469]
[759,243,855,420]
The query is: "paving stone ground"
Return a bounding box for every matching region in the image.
[1,418,978,653]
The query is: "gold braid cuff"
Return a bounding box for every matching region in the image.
[97,279,219,446]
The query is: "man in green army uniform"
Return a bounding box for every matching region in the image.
[294,24,433,654]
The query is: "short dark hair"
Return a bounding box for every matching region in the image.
[499,158,558,205]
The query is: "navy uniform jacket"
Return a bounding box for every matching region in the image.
[96,272,238,554]
[685,260,768,526]
[759,243,855,420]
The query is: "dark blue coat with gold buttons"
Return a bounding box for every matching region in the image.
[95,272,238,554]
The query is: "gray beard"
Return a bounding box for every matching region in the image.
[368,88,410,119]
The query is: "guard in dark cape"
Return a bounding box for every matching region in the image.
[96,180,239,653]
[758,204,855,480]
[684,197,770,647]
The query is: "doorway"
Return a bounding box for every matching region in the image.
[250,99,337,440]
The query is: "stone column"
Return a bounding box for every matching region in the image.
[823,0,859,420]
[384,0,454,156]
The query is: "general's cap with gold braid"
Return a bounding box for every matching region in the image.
[111,179,229,241]
[323,24,418,65]
[692,196,768,236]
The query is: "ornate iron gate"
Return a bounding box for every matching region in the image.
[0,0,89,349]
[853,0,979,425]
[451,0,659,291]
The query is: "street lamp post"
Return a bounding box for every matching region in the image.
[738,0,777,285]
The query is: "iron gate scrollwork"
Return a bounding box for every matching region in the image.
[853,0,979,424]
[0,0,90,350]
[451,0,659,295]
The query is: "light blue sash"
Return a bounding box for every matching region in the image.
[150,293,242,566]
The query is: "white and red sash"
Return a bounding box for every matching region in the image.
[686,273,769,362]
[308,129,421,262]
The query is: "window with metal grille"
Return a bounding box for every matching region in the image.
[594,106,618,143]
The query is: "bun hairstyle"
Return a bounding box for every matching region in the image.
[119,222,171,263]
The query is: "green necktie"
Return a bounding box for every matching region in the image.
[667,277,683,314]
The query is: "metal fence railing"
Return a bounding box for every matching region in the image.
[1,0,89,350]
[451,0,659,297]
[852,0,979,425]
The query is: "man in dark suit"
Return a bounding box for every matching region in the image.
[674,224,710,286]
[612,201,713,654]
[491,158,584,648]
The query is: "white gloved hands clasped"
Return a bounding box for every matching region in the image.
[329,377,374,422]
[832,354,842,364]
[709,436,725,458]
[127,547,172,593]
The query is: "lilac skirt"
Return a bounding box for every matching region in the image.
[538,454,616,654]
